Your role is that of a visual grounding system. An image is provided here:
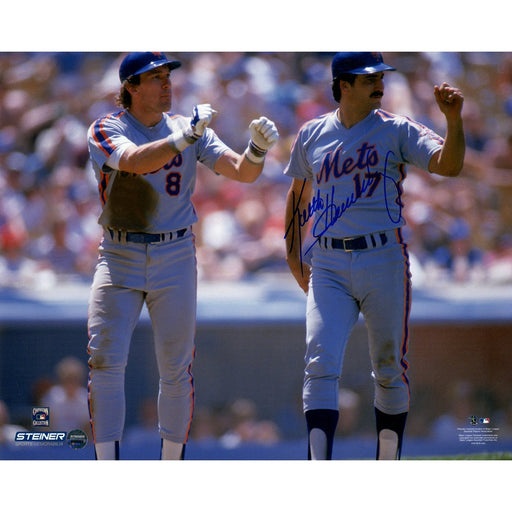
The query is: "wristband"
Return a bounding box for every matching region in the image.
[245,140,267,164]
[167,127,200,153]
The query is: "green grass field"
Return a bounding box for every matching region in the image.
[408,451,512,460]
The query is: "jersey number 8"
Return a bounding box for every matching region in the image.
[166,172,182,196]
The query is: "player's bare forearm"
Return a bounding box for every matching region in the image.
[429,117,465,177]
[214,150,264,183]
[434,119,466,177]
[285,179,312,293]
[119,139,180,174]
[214,116,278,183]
[238,151,265,182]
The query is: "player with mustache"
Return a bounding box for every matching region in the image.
[284,52,465,459]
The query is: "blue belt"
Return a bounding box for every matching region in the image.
[323,232,388,251]
[108,228,187,244]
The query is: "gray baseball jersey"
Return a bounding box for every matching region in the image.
[285,108,443,242]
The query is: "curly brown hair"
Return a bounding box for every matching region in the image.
[115,75,141,109]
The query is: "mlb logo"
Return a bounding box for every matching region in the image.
[480,418,490,424]
[32,407,50,427]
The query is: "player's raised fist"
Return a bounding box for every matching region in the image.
[249,116,279,151]
[434,82,464,118]
[191,104,218,137]
[245,117,279,164]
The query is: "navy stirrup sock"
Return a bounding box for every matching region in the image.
[305,409,339,460]
[375,408,408,459]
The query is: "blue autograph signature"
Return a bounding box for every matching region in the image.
[285,150,403,265]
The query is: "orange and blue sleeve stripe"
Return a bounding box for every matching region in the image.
[91,111,125,158]
[98,171,110,206]
[376,109,396,121]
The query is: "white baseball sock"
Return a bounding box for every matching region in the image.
[309,428,328,460]
[95,441,119,460]
[377,429,399,460]
[161,439,184,460]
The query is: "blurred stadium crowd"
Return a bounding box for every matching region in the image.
[1,51,512,289]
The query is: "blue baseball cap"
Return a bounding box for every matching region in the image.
[331,52,395,79]
[119,52,182,82]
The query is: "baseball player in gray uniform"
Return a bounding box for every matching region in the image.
[87,52,278,460]
[284,52,465,459]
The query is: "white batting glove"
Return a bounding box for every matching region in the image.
[167,104,218,153]
[246,116,279,164]
[191,104,217,138]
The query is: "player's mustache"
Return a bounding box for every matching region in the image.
[370,91,384,98]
